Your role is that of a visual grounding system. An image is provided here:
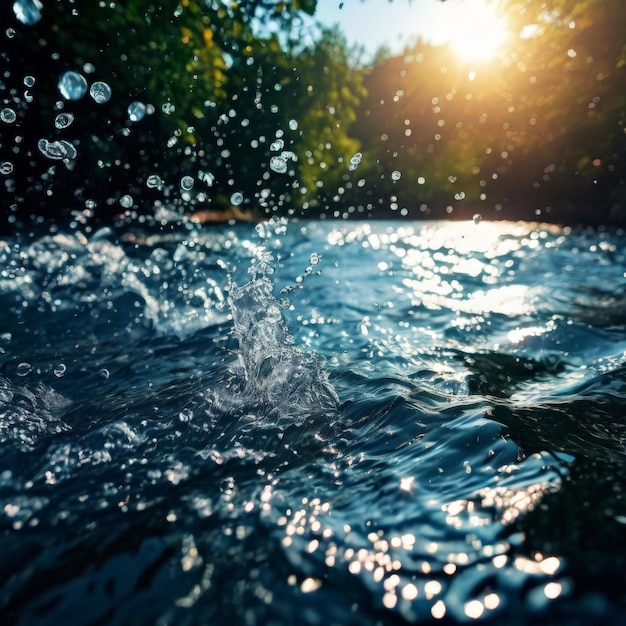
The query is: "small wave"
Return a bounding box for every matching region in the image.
[0,376,70,450]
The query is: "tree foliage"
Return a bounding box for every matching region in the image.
[2,0,626,227]
[349,0,626,224]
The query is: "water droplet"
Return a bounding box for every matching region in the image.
[289,119,298,130]
[23,75,35,87]
[13,0,43,25]
[178,408,193,423]
[146,174,163,189]
[230,192,243,206]
[6,28,16,39]
[120,194,133,208]
[82,63,95,74]
[270,139,284,152]
[1,108,17,124]
[266,304,282,323]
[309,253,321,266]
[349,152,362,171]
[391,170,402,181]
[38,138,77,161]
[270,155,288,174]
[53,363,67,378]
[54,112,74,129]
[162,102,175,115]
[89,81,112,104]
[199,171,214,186]
[0,162,14,175]
[58,71,88,101]
[99,368,110,380]
[127,101,146,122]
[473,213,482,224]
[180,175,194,191]
[16,362,32,376]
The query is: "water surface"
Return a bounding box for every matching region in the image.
[1,219,625,624]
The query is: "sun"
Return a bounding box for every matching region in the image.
[439,0,509,62]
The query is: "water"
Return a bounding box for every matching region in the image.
[1,219,625,625]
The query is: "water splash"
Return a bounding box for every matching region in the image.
[203,221,339,458]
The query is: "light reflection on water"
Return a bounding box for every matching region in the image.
[1,220,625,624]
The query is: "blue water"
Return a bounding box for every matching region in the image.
[1,219,625,625]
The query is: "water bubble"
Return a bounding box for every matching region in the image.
[270,155,288,174]
[13,0,43,25]
[1,108,17,124]
[53,363,67,378]
[391,170,402,181]
[6,28,16,38]
[54,112,75,130]
[146,174,164,189]
[127,101,146,122]
[89,81,112,104]
[309,253,321,266]
[38,138,77,160]
[119,194,133,208]
[82,63,95,74]
[99,368,110,380]
[162,102,175,115]
[289,119,299,130]
[180,176,194,191]
[230,192,244,206]
[58,71,88,101]
[16,362,32,376]
[1,162,14,175]
[23,75,35,87]
[473,213,482,224]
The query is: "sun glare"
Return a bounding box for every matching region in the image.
[440,0,509,62]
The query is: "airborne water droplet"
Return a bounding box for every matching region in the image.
[13,0,43,25]
[89,81,112,104]
[119,194,133,208]
[1,108,17,124]
[0,162,14,175]
[38,138,77,160]
[58,71,88,101]
[99,368,110,380]
[180,175,194,191]
[127,101,146,122]
[230,192,244,206]
[146,174,164,189]
[349,152,362,171]
[270,155,288,174]
[391,170,402,181]
[270,139,284,152]
[54,112,75,130]
[473,213,482,225]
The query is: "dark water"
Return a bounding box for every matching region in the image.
[1,219,625,625]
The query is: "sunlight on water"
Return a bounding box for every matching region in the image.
[1,220,625,624]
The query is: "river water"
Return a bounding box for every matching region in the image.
[1,218,625,625]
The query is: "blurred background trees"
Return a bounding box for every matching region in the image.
[2,0,625,227]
